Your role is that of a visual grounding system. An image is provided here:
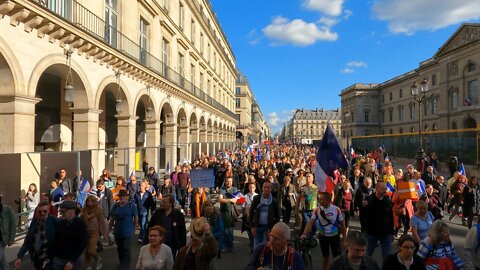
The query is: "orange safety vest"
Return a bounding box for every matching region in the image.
[397,181,418,200]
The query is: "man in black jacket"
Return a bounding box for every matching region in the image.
[249,181,280,249]
[354,177,374,232]
[364,182,394,261]
[349,169,364,192]
[14,202,59,270]
[52,200,87,270]
[146,194,186,257]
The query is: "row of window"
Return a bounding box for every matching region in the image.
[105,1,236,110]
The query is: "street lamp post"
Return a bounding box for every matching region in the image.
[410,77,429,171]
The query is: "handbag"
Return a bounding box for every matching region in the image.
[230,203,239,223]
[394,207,406,216]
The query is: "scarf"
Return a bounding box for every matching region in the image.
[195,192,207,218]
[80,199,104,221]
[260,193,273,206]
[33,220,48,264]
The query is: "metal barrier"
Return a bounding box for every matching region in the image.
[351,128,479,164]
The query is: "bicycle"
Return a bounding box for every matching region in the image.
[295,237,317,270]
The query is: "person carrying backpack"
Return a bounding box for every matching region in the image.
[246,222,304,270]
[464,223,480,270]
[108,189,138,270]
[301,192,346,270]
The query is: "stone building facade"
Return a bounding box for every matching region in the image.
[287,108,341,144]
[0,0,239,177]
[340,23,480,147]
[235,68,270,145]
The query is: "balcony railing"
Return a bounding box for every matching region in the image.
[31,0,238,121]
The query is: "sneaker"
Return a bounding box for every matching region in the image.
[96,256,103,270]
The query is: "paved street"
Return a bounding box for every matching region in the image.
[7,212,470,269]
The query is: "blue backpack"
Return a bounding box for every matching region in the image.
[476,224,480,248]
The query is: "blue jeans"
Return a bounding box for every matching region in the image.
[0,241,9,270]
[303,210,319,238]
[223,227,234,251]
[138,214,148,241]
[254,225,269,249]
[115,236,132,270]
[53,257,81,270]
[367,234,392,259]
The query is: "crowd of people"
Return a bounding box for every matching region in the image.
[0,144,479,270]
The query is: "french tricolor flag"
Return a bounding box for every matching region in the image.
[314,125,348,194]
[416,181,426,194]
[386,182,395,197]
[226,191,246,204]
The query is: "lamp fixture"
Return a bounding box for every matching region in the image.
[115,71,124,113]
[64,49,75,105]
[146,85,153,120]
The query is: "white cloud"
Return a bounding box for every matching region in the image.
[340,68,354,74]
[318,17,338,27]
[268,112,280,126]
[372,0,480,34]
[303,0,344,17]
[263,16,338,46]
[343,9,353,19]
[267,110,295,128]
[347,61,368,68]
[247,29,262,45]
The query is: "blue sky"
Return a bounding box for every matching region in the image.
[210,0,480,135]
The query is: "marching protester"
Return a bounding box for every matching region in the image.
[330,231,379,270]
[15,201,58,270]
[202,200,224,262]
[111,176,126,202]
[127,175,140,202]
[109,189,138,270]
[449,174,467,226]
[158,175,176,201]
[355,177,374,232]
[25,183,40,228]
[382,234,426,270]
[246,222,304,270]
[52,200,88,270]
[249,181,280,249]
[218,176,238,253]
[464,223,480,270]
[301,192,346,270]
[392,177,414,237]
[278,175,296,225]
[462,176,479,229]
[147,194,186,257]
[365,182,394,261]
[79,195,108,270]
[417,220,464,269]
[134,180,156,244]
[333,180,354,234]
[242,181,258,254]
[173,217,217,270]
[410,200,435,250]
[136,226,173,270]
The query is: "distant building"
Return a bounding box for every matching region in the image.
[235,69,270,145]
[340,23,480,148]
[287,109,341,144]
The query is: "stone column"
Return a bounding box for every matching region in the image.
[163,123,177,168]
[71,108,101,179]
[0,95,40,153]
[190,127,199,161]
[199,128,207,157]
[207,130,214,156]
[178,125,189,162]
[116,115,137,178]
[145,120,160,171]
